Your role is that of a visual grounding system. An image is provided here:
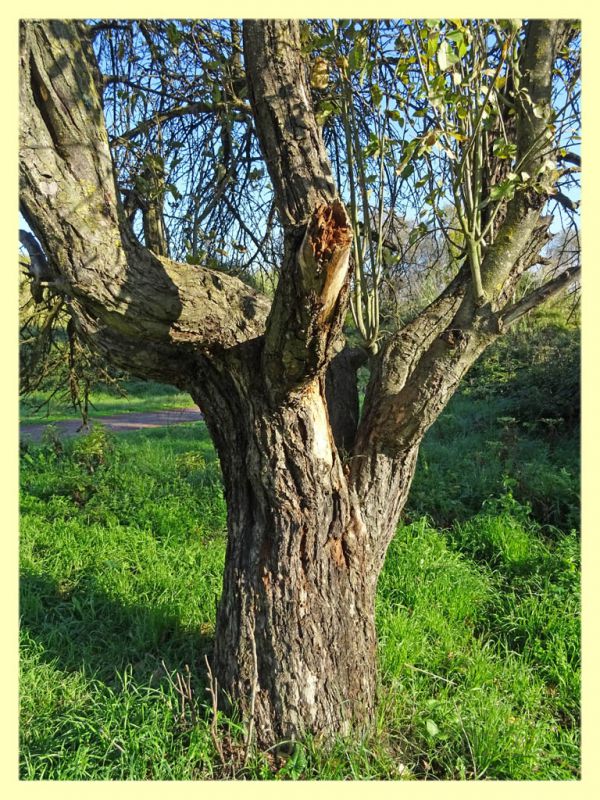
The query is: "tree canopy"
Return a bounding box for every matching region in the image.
[20,18,580,406]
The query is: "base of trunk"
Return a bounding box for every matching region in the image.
[191,356,400,749]
[213,566,377,747]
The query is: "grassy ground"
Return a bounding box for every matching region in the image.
[20,379,195,426]
[19,382,580,779]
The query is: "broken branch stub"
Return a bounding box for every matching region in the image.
[307,200,352,265]
[263,200,353,402]
[298,200,352,320]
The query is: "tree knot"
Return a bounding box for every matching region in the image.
[439,328,466,349]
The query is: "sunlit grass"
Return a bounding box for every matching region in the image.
[19,390,580,779]
[20,379,195,426]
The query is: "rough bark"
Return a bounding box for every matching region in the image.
[188,193,376,743]
[19,18,576,749]
[190,349,377,745]
[243,20,337,229]
[325,346,367,454]
[19,20,270,387]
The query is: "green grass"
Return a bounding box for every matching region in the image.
[376,517,579,780]
[406,393,580,532]
[20,379,195,426]
[19,389,580,780]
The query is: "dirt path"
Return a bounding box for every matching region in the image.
[20,407,204,443]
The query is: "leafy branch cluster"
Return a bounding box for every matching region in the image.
[19,18,581,414]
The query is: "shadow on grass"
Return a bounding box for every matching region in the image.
[20,570,215,691]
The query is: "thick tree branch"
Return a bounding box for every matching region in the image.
[374,264,470,395]
[516,20,560,172]
[499,266,581,328]
[348,11,571,539]
[441,20,565,333]
[243,20,352,403]
[351,20,569,476]
[475,21,561,301]
[263,200,353,401]
[19,19,270,386]
[243,19,337,229]
[493,215,554,310]
[325,345,368,454]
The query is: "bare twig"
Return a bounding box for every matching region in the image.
[204,655,226,767]
[185,665,197,725]
[404,662,456,686]
[161,660,197,728]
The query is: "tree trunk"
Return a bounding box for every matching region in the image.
[215,419,378,744]
[189,347,386,746]
[213,480,378,747]
[19,18,575,752]
[188,275,499,745]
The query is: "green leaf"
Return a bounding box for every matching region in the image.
[489,176,519,202]
[408,223,427,245]
[445,129,467,142]
[364,131,383,159]
[422,130,439,148]
[437,40,454,71]
[446,30,465,47]
[315,100,336,126]
[492,138,517,159]
[348,39,366,72]
[426,35,438,60]
[437,38,460,72]
[370,84,383,107]
[426,719,440,737]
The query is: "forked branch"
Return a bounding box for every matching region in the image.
[19,19,271,385]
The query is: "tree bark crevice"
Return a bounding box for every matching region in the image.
[188,352,377,746]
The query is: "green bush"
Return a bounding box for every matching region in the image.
[71,426,116,474]
[465,323,579,431]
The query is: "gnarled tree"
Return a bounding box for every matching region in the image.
[19,18,580,747]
